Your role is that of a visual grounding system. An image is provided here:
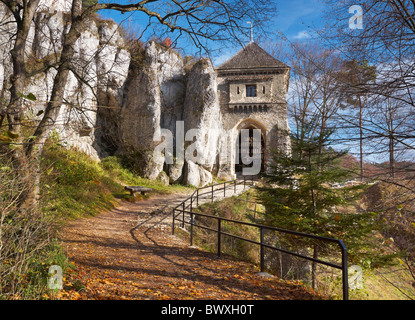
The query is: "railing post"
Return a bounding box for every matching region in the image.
[182,202,185,228]
[260,227,265,272]
[196,189,199,207]
[172,209,175,235]
[190,212,194,246]
[340,241,349,300]
[190,195,193,213]
[217,219,222,258]
[211,185,214,203]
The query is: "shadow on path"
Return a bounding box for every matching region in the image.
[59,193,319,300]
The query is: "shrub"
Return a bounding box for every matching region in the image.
[0,152,68,299]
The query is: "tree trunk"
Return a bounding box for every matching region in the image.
[389,134,395,178]
[27,0,84,159]
[7,2,39,155]
[359,98,364,182]
[387,98,395,179]
[22,0,84,208]
[3,0,41,209]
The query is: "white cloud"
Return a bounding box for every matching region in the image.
[213,52,234,67]
[293,30,311,39]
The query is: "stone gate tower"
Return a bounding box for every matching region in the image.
[215,42,291,179]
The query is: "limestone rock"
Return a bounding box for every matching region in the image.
[38,0,72,12]
[0,8,131,161]
[183,160,200,187]
[167,161,185,184]
[158,171,170,186]
[184,160,212,187]
[183,59,223,172]
[199,165,213,187]
[119,41,185,179]
[141,150,165,181]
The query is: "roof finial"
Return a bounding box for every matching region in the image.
[247,21,253,43]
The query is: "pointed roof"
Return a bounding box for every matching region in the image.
[216,42,289,71]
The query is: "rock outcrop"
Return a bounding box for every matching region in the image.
[181,59,222,186]
[0,3,130,161]
[117,42,221,187]
[0,2,223,186]
[118,41,185,181]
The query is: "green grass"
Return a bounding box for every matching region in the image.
[359,267,415,300]
[100,156,194,194]
[187,190,262,264]
[40,144,193,220]
[315,264,415,300]
[40,144,120,219]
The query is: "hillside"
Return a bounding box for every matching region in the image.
[340,154,415,181]
[361,181,415,260]
[190,189,415,300]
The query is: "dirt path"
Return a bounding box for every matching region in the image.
[58,192,320,300]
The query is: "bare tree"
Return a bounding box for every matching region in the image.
[287,41,342,151]
[318,0,415,294]
[0,0,277,208]
[320,0,415,150]
[335,60,376,181]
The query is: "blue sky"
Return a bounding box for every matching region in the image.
[99,0,327,66]
[272,0,325,39]
[214,0,326,66]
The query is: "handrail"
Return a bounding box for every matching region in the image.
[173,175,256,212]
[171,176,349,300]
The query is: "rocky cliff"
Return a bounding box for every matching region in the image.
[114,42,222,186]
[0,3,222,187]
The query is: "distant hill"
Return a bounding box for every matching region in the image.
[339,154,415,181]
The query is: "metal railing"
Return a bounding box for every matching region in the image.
[172,175,256,216]
[171,177,349,300]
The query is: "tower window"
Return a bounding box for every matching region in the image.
[237,87,240,94]
[246,85,257,97]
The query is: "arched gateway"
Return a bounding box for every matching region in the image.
[215,41,292,180]
[235,119,266,174]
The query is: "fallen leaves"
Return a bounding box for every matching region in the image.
[56,197,321,301]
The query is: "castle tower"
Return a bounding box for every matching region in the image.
[215,42,291,178]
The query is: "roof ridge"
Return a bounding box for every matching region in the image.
[216,42,288,70]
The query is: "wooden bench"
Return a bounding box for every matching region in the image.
[124,186,153,196]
